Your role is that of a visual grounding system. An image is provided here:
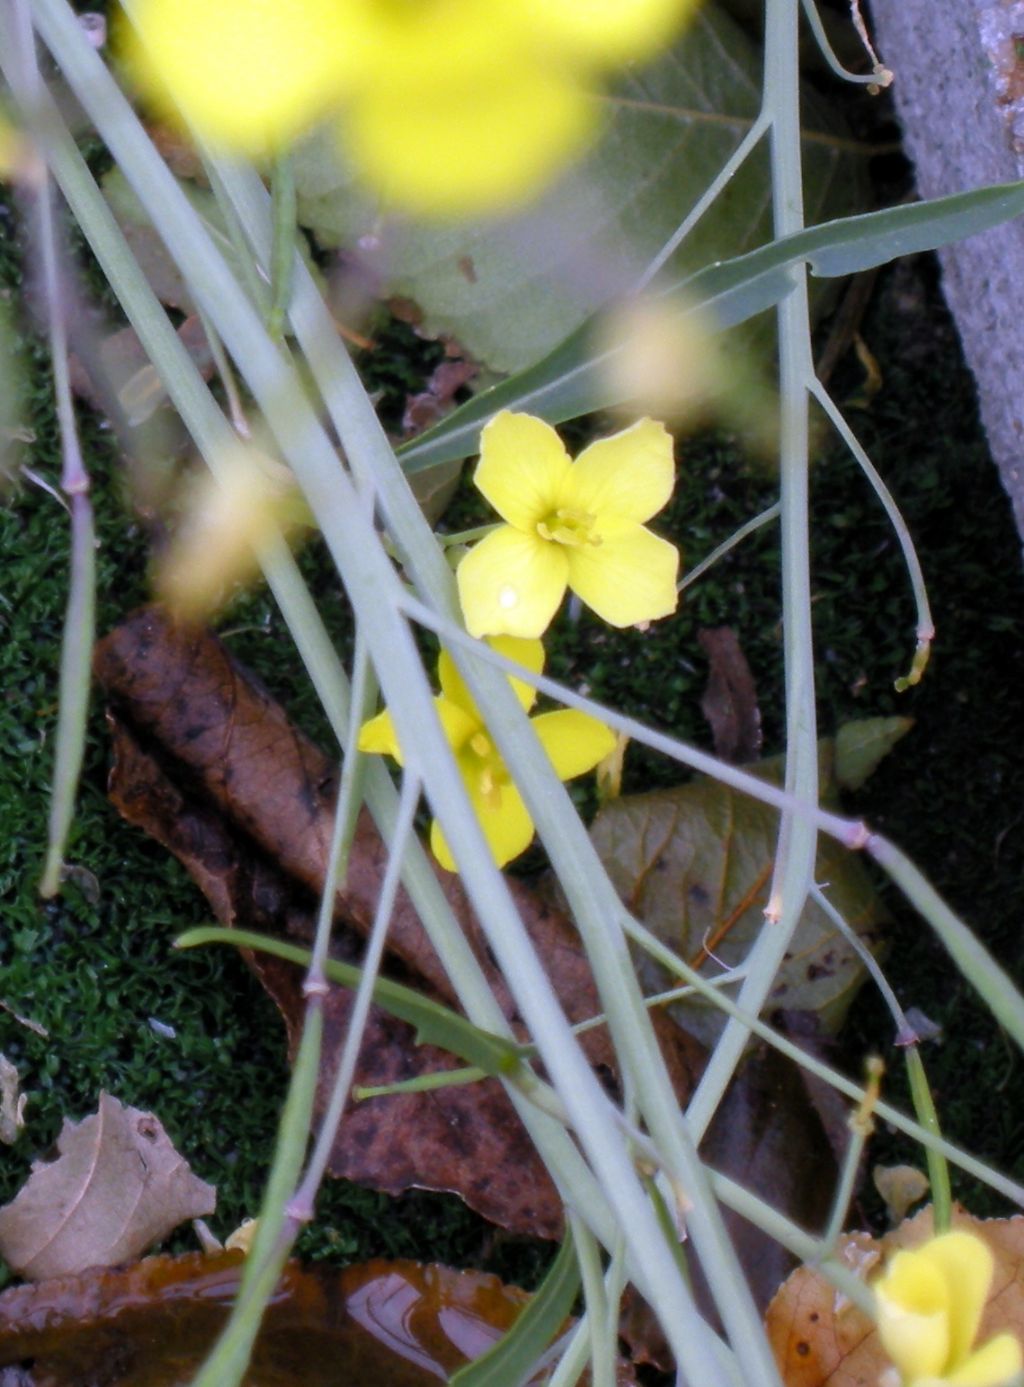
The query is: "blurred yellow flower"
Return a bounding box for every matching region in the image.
[126,0,694,212]
[126,0,354,154]
[456,412,679,639]
[155,443,304,619]
[358,638,615,871]
[874,1230,1022,1387]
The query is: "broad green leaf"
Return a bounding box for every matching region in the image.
[834,716,914,791]
[589,740,885,1046]
[175,926,529,1079]
[450,1236,580,1387]
[294,4,863,376]
[399,176,1024,473]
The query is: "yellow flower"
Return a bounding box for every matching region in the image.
[358,638,615,872]
[456,412,679,639]
[125,0,695,212]
[125,0,354,154]
[874,1230,1022,1387]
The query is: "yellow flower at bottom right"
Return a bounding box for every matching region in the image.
[874,1230,1022,1387]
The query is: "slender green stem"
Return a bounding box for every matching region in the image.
[867,833,1024,1050]
[3,0,95,900]
[200,153,270,314]
[809,378,933,687]
[267,149,295,342]
[194,301,250,435]
[820,1124,868,1253]
[678,501,780,594]
[635,109,772,292]
[450,1236,581,1387]
[16,54,630,1380]
[798,0,891,85]
[306,634,374,986]
[905,1045,952,1232]
[197,153,754,1375]
[353,1065,485,1100]
[687,0,820,1142]
[290,770,421,1219]
[399,592,868,849]
[619,909,1024,1206]
[191,1007,322,1387]
[439,521,500,546]
[568,1214,613,1387]
[810,882,912,1039]
[710,1169,876,1316]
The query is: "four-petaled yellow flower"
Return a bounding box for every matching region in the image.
[125,0,694,214]
[456,412,679,640]
[874,1230,1023,1387]
[358,638,615,872]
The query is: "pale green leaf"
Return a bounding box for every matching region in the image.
[294,4,863,375]
[834,716,914,792]
[590,743,885,1045]
[399,177,1024,473]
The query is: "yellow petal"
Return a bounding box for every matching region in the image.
[875,1249,951,1380]
[566,418,675,525]
[475,412,574,531]
[530,711,617,780]
[522,0,694,63]
[434,696,480,755]
[128,0,351,152]
[429,768,535,871]
[438,638,545,717]
[946,1334,1024,1387]
[566,522,679,627]
[340,68,596,214]
[358,708,403,763]
[921,1233,997,1370]
[457,525,570,639]
[342,0,530,89]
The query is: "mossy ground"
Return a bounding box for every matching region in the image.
[1,163,1023,1320]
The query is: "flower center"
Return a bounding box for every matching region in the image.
[536,506,600,548]
[468,729,508,809]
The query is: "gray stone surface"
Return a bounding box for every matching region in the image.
[869,0,1024,551]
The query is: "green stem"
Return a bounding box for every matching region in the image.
[905,1045,952,1232]
[687,0,820,1143]
[798,0,891,85]
[568,1214,613,1387]
[620,908,1024,1206]
[867,833,1024,1051]
[399,592,867,849]
[290,770,421,1219]
[198,153,748,1375]
[635,108,772,292]
[710,1168,876,1316]
[3,0,95,900]
[820,1122,868,1253]
[17,28,616,1299]
[267,149,295,342]
[810,882,912,1038]
[809,378,933,688]
[191,1007,322,1387]
[678,501,780,594]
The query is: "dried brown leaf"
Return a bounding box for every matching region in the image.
[0,1093,215,1281]
[94,607,705,1240]
[698,626,762,764]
